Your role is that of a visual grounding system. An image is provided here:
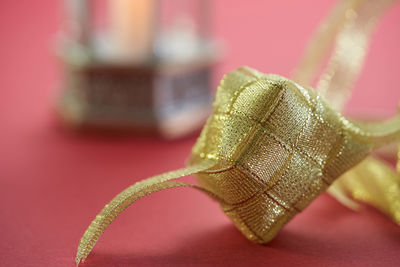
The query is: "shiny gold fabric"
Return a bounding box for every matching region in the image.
[294,0,397,110]
[76,66,400,264]
[76,0,400,265]
[75,159,221,263]
[330,156,400,224]
[294,0,400,222]
[189,67,400,243]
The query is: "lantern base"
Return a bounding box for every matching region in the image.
[57,62,213,139]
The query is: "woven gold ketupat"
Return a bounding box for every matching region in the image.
[189,67,400,243]
[76,67,400,264]
[76,0,400,265]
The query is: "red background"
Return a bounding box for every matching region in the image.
[1,0,400,266]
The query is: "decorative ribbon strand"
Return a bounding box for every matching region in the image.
[76,160,220,264]
[294,0,400,220]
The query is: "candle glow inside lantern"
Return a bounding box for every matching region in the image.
[57,0,219,138]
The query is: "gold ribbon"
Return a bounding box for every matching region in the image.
[330,156,400,224]
[76,159,223,263]
[76,0,400,265]
[294,0,400,223]
[294,0,397,110]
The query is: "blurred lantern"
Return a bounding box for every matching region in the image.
[57,0,219,138]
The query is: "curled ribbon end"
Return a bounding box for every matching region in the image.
[76,238,90,266]
[75,160,217,265]
[75,256,82,267]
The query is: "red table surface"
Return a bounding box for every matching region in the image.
[1,1,400,266]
